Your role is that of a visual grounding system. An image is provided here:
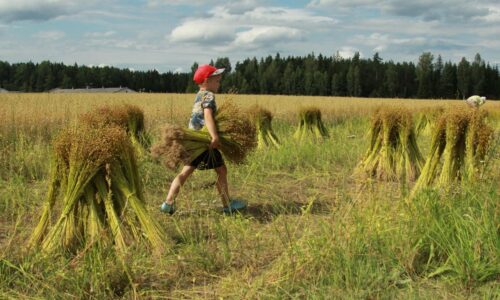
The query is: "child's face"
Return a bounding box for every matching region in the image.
[205,75,222,92]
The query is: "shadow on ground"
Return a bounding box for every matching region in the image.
[173,199,331,223]
[242,200,331,223]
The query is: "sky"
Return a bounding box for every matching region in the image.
[0,0,499,73]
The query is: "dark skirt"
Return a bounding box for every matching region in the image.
[189,149,225,170]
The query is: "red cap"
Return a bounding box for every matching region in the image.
[193,64,225,84]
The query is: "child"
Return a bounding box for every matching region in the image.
[160,64,234,214]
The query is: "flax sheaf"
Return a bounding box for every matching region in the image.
[247,105,280,149]
[79,104,150,156]
[293,107,329,142]
[356,107,424,182]
[415,106,444,137]
[412,107,494,194]
[152,101,257,170]
[28,124,168,255]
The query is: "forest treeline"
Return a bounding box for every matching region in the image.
[1,52,499,99]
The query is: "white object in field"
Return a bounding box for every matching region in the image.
[465,95,486,108]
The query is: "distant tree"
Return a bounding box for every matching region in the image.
[347,63,361,97]
[214,57,231,73]
[369,52,384,97]
[440,61,457,99]
[384,62,399,97]
[0,61,11,89]
[457,57,471,99]
[434,55,443,96]
[484,64,500,99]
[35,61,54,91]
[13,62,36,92]
[303,54,317,95]
[185,62,198,93]
[471,53,485,95]
[416,52,434,98]
[1,51,499,99]
[331,72,346,96]
[282,61,295,94]
[400,62,417,98]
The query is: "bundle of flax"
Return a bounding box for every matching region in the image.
[412,108,494,194]
[356,107,424,181]
[293,107,329,141]
[80,104,150,156]
[415,107,444,137]
[248,105,280,149]
[28,124,168,254]
[152,101,256,170]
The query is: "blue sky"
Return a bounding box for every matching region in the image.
[0,0,499,72]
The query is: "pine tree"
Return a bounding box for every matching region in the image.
[471,53,485,95]
[434,55,443,97]
[331,72,346,96]
[416,52,434,98]
[457,57,471,99]
[440,61,457,99]
[185,62,198,93]
[384,62,398,97]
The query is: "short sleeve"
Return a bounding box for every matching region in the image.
[201,92,216,110]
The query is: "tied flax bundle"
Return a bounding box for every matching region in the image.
[415,107,444,137]
[247,105,280,149]
[80,104,151,157]
[28,124,168,255]
[356,107,424,182]
[412,107,494,194]
[152,101,256,170]
[293,107,329,141]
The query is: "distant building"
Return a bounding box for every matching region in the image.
[49,87,137,93]
[0,88,9,93]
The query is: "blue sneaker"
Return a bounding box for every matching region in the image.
[222,206,234,214]
[223,199,247,214]
[160,202,175,215]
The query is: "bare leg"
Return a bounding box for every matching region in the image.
[214,165,230,207]
[165,165,196,205]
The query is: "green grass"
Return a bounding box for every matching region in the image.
[0,105,499,299]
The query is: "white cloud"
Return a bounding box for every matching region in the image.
[85,37,154,51]
[220,0,265,14]
[478,6,500,23]
[350,32,464,56]
[148,0,208,4]
[230,26,303,50]
[241,6,335,25]
[34,30,66,41]
[336,47,362,59]
[0,0,100,23]
[168,4,335,51]
[170,19,236,43]
[309,0,496,22]
[309,0,379,6]
[85,31,116,38]
[155,0,265,13]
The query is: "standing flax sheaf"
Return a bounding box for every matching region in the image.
[415,107,444,137]
[152,101,256,170]
[79,104,150,157]
[28,125,168,254]
[356,108,424,181]
[247,105,280,149]
[411,108,494,195]
[293,107,329,141]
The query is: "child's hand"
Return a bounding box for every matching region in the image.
[210,136,221,149]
